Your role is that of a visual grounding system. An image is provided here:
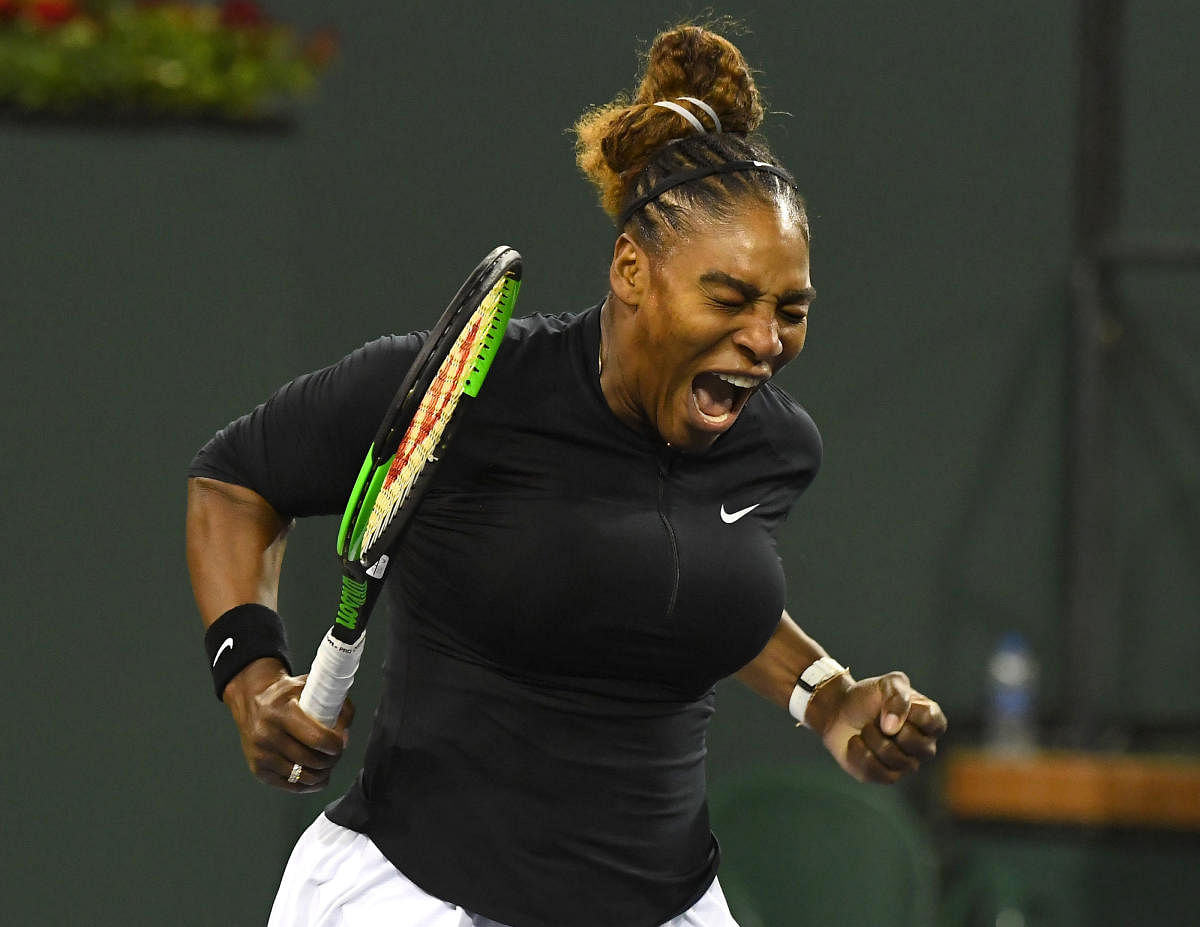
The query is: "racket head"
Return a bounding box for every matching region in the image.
[336,245,522,567]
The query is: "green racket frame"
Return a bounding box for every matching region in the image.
[337,250,521,567]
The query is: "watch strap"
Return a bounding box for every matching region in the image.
[788,656,848,726]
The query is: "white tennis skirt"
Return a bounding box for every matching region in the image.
[268,813,740,927]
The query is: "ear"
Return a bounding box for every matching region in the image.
[608,232,646,307]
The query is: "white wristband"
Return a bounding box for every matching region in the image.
[788,656,848,727]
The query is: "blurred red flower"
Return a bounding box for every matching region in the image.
[303,27,339,69]
[29,0,79,26]
[220,0,264,28]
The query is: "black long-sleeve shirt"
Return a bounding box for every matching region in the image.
[189,304,821,927]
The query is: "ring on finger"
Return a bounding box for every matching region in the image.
[288,763,303,784]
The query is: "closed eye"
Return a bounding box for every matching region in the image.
[700,270,815,320]
[778,289,814,325]
[700,271,763,306]
[709,295,747,310]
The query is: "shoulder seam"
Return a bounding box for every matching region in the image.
[753,382,821,484]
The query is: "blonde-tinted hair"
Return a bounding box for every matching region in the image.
[574,25,806,248]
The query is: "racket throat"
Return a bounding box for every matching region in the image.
[332,561,383,644]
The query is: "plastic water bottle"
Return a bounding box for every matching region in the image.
[984,631,1038,754]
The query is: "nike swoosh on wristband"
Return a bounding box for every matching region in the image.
[720,503,760,524]
[212,637,234,667]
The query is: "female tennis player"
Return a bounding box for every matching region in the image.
[186,24,946,927]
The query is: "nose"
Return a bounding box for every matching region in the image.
[732,308,783,363]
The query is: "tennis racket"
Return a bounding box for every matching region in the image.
[296,245,523,728]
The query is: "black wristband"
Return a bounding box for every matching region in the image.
[204,604,293,702]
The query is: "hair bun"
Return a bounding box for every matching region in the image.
[634,26,763,132]
[575,25,766,219]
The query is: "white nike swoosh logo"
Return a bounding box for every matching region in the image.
[212,637,234,667]
[720,503,760,524]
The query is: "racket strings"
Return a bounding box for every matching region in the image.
[361,276,515,555]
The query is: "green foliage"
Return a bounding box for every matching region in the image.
[0,1,336,121]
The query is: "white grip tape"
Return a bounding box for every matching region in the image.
[297,630,366,728]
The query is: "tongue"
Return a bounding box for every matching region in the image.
[693,373,735,418]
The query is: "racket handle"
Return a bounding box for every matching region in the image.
[297,629,366,728]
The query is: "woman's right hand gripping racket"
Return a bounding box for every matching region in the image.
[295,246,522,735]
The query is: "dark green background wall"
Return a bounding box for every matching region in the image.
[3,1,1196,923]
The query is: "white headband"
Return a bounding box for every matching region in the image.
[652,96,723,134]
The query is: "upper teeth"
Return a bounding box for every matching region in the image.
[716,373,762,389]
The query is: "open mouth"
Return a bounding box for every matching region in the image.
[691,371,764,429]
